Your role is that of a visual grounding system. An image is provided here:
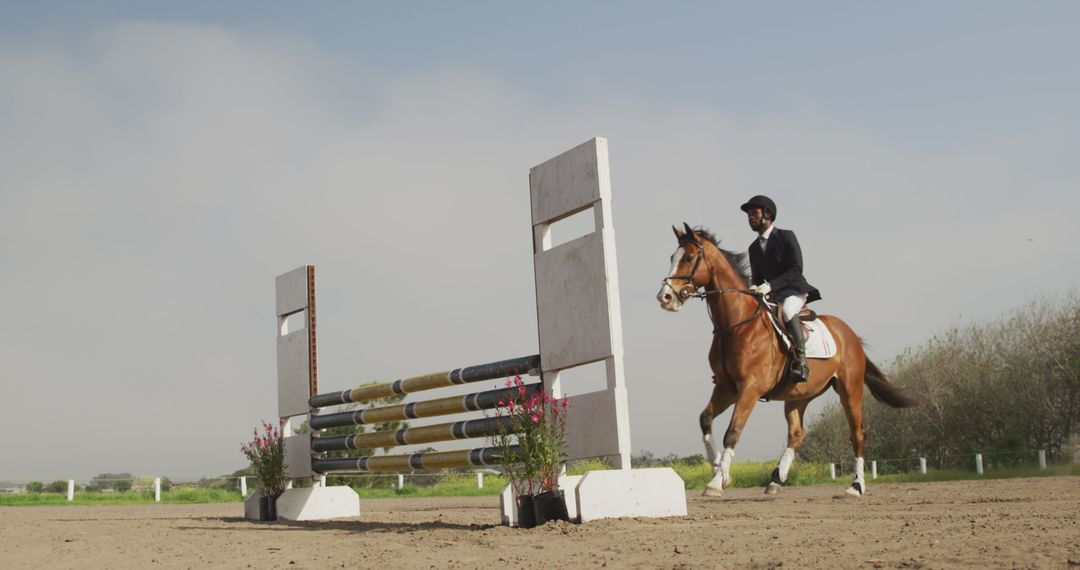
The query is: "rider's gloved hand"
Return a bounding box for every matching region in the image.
[750,282,771,296]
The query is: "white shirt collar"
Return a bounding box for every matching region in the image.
[759,224,776,240]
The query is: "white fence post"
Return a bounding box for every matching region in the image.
[975,453,984,475]
[396,474,404,491]
[919,457,927,475]
[240,476,247,497]
[871,461,878,480]
[66,480,75,501]
[1038,449,1047,469]
[319,475,327,487]
[154,478,161,502]
[477,472,483,489]
[829,463,836,480]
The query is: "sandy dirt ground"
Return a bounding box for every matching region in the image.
[2,476,1078,569]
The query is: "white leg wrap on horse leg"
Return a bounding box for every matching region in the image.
[703,434,719,469]
[777,448,796,483]
[719,448,735,486]
[853,456,866,493]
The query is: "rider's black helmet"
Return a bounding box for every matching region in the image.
[740,195,777,221]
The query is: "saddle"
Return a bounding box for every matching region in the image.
[767,302,817,348]
[759,299,818,402]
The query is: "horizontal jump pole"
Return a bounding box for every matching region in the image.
[309,383,541,430]
[312,445,517,473]
[312,416,521,452]
[308,354,540,409]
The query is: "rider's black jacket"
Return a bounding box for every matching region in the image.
[747,228,821,304]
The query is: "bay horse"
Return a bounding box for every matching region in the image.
[656,223,917,497]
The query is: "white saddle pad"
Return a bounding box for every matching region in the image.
[804,319,837,359]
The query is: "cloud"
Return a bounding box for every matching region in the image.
[1,21,1075,480]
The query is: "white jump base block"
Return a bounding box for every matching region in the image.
[276,486,360,521]
[500,468,687,526]
[577,468,687,523]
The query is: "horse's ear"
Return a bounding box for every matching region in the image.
[672,225,682,238]
[682,222,695,238]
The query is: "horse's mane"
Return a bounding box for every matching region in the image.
[693,227,751,287]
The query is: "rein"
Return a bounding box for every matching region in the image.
[708,291,765,336]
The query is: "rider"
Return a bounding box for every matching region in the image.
[741,195,821,381]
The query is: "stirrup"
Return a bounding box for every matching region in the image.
[791,360,809,382]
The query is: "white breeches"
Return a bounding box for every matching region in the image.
[781,294,808,322]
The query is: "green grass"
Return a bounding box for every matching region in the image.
[873,463,1080,484]
[354,459,618,499]
[0,488,243,507]
[355,473,510,498]
[4,463,1077,506]
[664,460,1080,489]
[159,488,245,503]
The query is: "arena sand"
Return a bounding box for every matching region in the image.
[2,476,1077,569]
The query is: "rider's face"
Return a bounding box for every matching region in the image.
[746,208,768,233]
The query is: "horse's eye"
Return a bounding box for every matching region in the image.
[682,255,692,263]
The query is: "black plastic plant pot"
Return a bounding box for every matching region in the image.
[515,495,537,528]
[258,495,278,522]
[532,490,569,525]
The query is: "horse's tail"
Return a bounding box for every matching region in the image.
[864,357,919,408]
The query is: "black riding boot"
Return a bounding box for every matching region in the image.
[786,316,810,382]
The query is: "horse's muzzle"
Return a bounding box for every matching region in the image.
[657,283,685,311]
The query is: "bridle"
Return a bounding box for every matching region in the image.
[663,239,709,302]
[662,236,766,336]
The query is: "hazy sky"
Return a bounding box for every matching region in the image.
[2,2,1078,482]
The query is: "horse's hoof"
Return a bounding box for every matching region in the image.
[845,484,863,497]
[702,485,724,497]
[764,482,781,495]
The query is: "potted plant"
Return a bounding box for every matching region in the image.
[488,375,570,527]
[241,420,288,521]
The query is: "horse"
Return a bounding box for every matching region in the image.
[656,223,917,497]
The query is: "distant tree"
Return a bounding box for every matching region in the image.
[159,476,173,492]
[801,296,1080,467]
[798,401,858,463]
[25,481,44,493]
[204,466,258,492]
[46,480,68,493]
[630,451,704,468]
[228,466,257,478]
[678,453,706,466]
[196,476,230,490]
[632,450,657,467]
[113,480,132,492]
[87,473,134,492]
